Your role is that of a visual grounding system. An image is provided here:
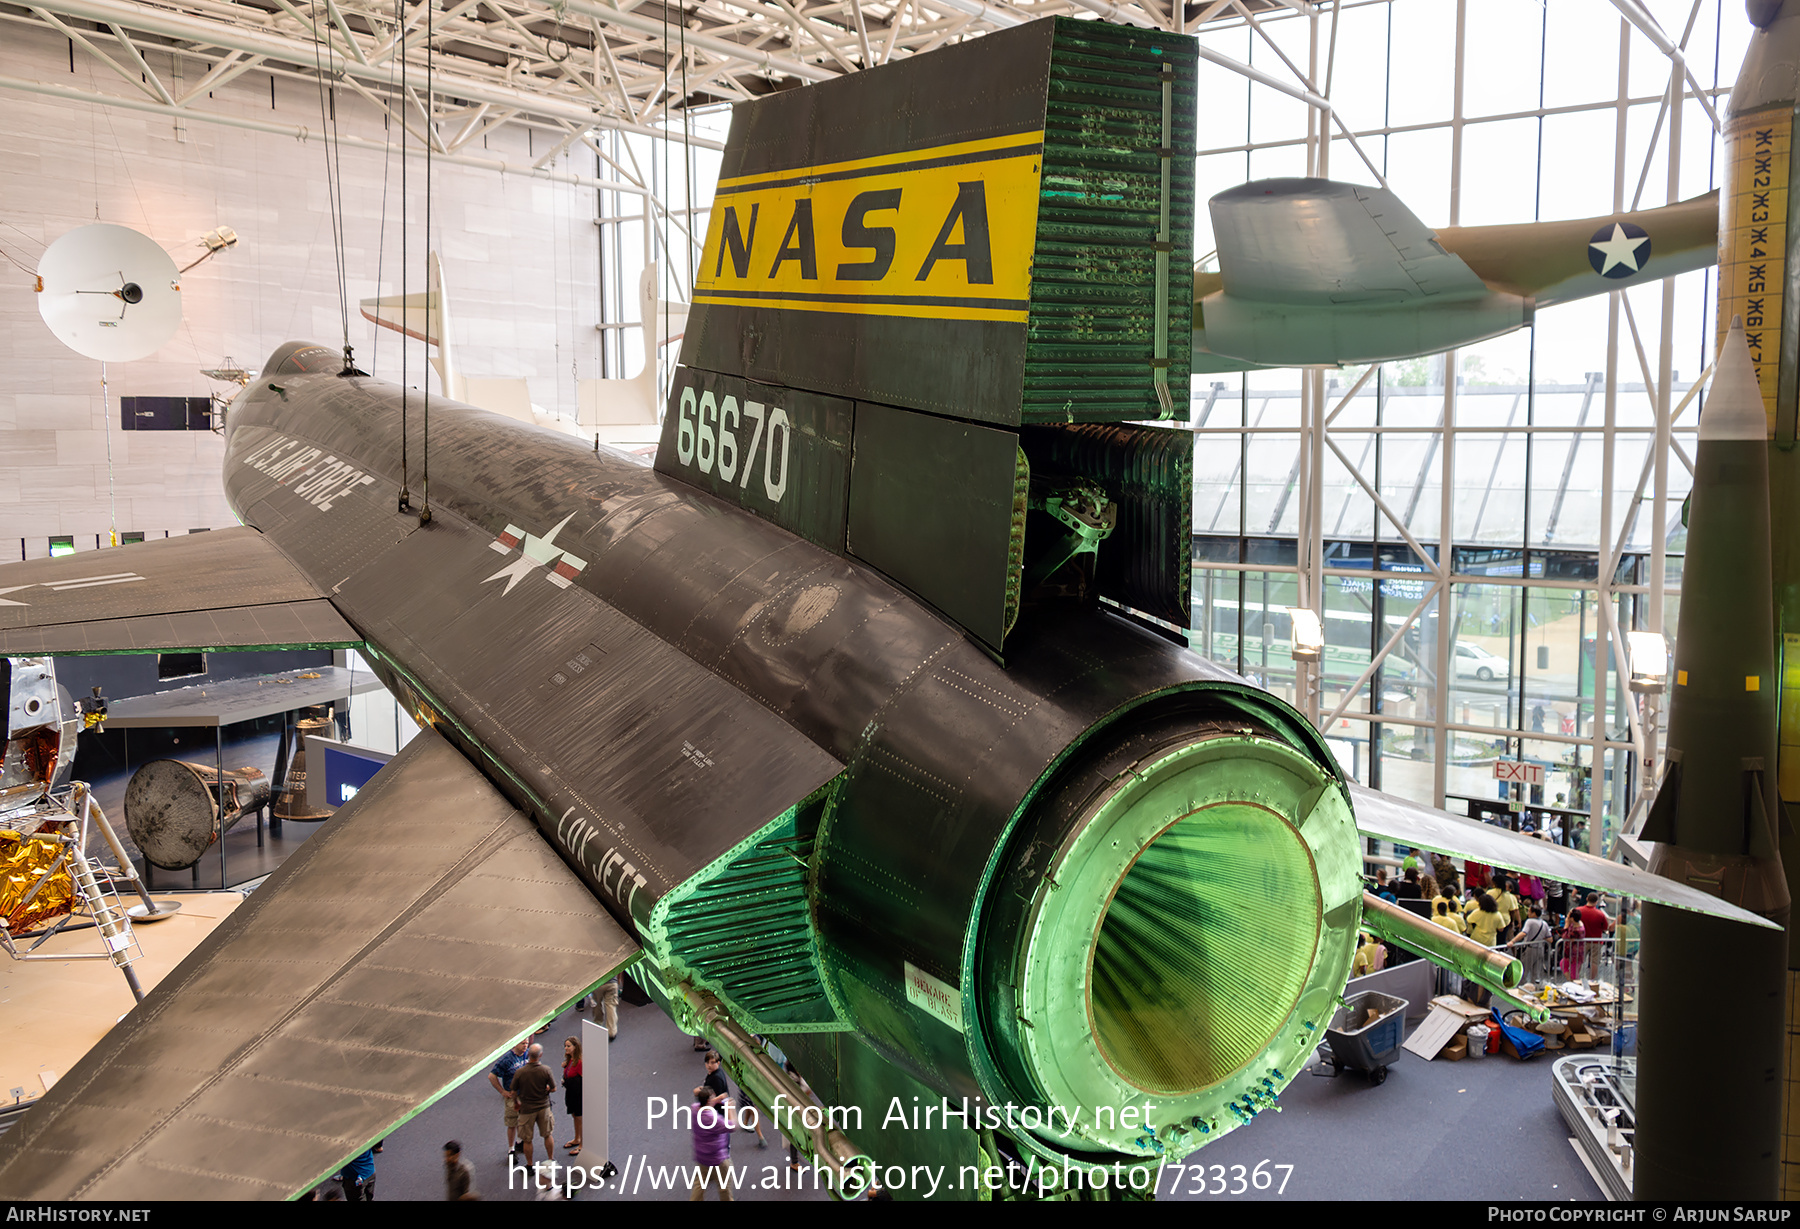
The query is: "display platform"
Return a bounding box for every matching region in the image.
[0,890,247,1115]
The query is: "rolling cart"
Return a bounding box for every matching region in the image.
[1323,991,1408,1085]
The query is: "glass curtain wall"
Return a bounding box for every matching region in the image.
[594,113,728,388]
[1187,0,1744,855]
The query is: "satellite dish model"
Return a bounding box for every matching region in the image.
[36,223,181,362]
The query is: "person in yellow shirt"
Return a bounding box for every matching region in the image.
[1487,876,1522,942]
[1431,876,1460,918]
[1462,877,1521,929]
[1465,893,1507,947]
[1351,933,1387,977]
[1430,899,1467,936]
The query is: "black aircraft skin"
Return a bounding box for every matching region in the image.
[226,341,1359,1183]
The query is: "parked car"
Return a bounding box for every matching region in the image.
[1453,642,1508,682]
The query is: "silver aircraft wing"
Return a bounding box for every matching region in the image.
[0,527,362,656]
[0,725,638,1200]
[1350,783,1780,929]
[1210,177,1489,306]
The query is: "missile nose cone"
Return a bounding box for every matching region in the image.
[1700,317,1768,442]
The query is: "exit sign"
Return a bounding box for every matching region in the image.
[1494,760,1545,786]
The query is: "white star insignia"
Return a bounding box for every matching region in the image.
[1589,223,1650,276]
[483,511,578,595]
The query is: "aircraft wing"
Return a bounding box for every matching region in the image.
[0,528,362,656]
[0,725,638,1200]
[1350,783,1781,929]
[1209,177,1488,306]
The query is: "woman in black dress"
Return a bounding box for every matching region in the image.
[563,1037,583,1157]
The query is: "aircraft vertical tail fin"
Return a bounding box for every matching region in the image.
[660,17,1199,652]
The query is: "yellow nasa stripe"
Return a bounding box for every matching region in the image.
[696,131,1044,326]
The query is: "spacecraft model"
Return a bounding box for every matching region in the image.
[1642,0,1800,1200]
[0,659,169,1003]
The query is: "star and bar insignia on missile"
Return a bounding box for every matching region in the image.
[1588,221,1651,278]
[484,513,587,594]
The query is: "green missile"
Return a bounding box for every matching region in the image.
[1723,3,1800,1197]
[1635,319,1792,1199]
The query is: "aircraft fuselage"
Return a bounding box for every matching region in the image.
[224,341,1363,1170]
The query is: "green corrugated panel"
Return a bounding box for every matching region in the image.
[1003,446,1030,636]
[1023,21,1197,424]
[649,787,851,1032]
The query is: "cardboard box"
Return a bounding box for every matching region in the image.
[1430,995,1492,1023]
[1441,1037,1468,1061]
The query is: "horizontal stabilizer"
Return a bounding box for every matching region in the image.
[579,263,680,431]
[0,528,361,655]
[462,376,537,425]
[651,298,690,348]
[1350,783,1781,929]
[0,726,639,1199]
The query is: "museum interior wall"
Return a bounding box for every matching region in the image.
[0,23,606,555]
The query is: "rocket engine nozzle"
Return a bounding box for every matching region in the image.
[974,700,1362,1161]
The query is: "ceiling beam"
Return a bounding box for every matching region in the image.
[26,0,725,146]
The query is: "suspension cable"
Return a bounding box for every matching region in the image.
[397,0,411,512]
[419,0,434,526]
[310,18,352,365]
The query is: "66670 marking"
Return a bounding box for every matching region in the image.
[674,387,792,504]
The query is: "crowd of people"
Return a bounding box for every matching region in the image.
[299,988,614,1201]
[1362,853,1636,993]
